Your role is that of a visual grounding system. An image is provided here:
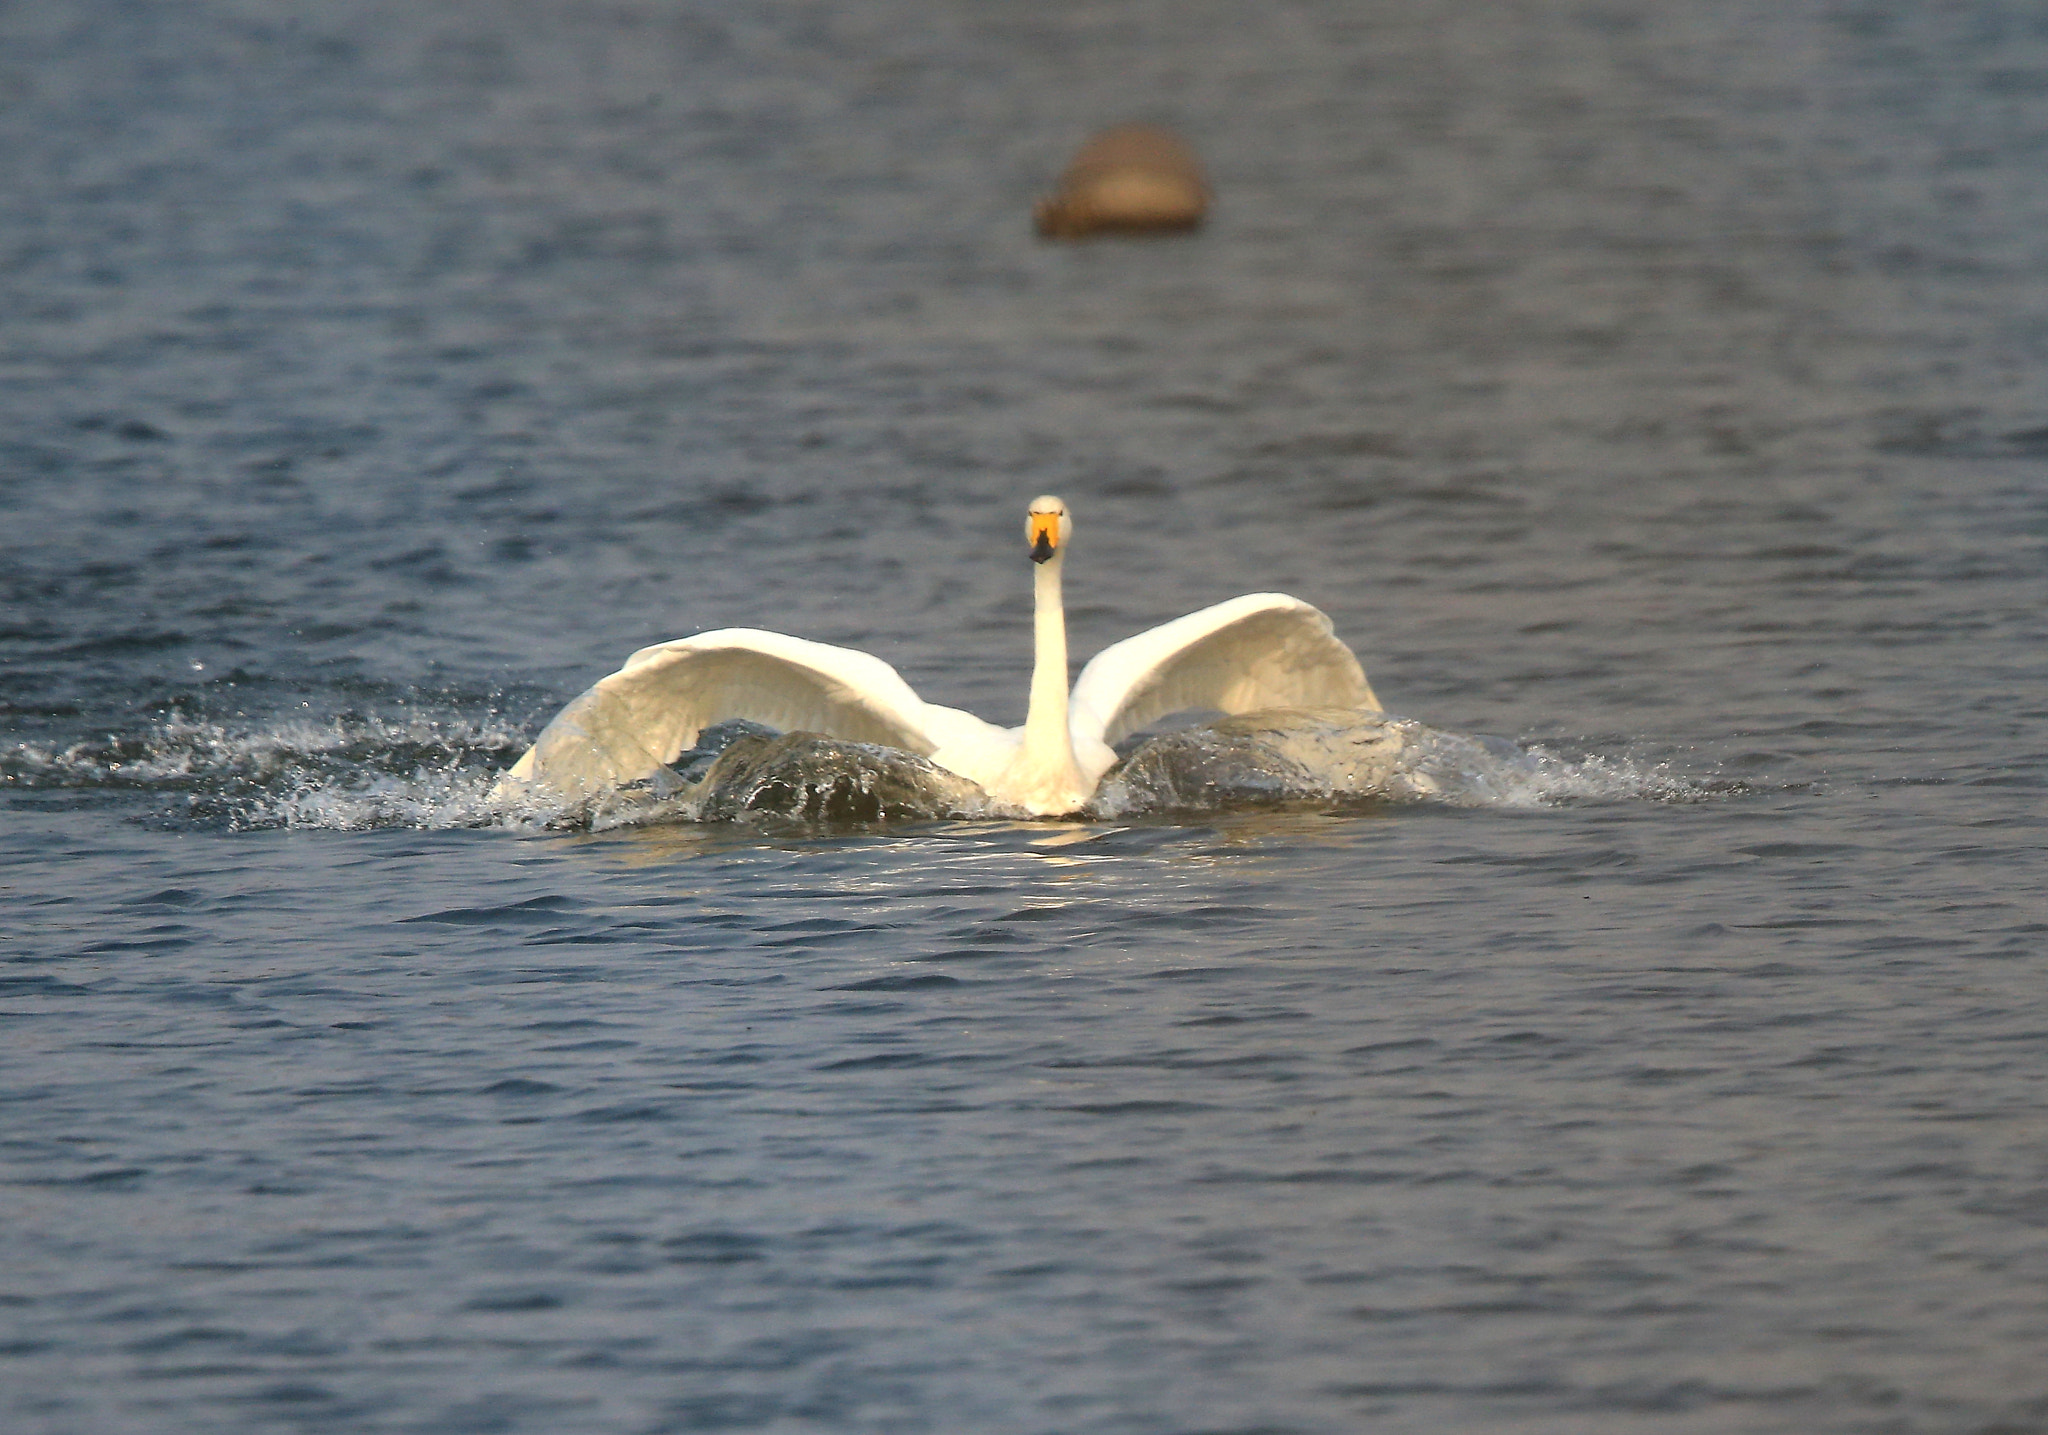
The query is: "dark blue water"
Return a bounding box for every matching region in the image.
[4,2,2046,1431]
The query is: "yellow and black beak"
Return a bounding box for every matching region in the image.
[1028,512,1059,564]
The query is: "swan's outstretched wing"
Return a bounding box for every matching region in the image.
[500,628,993,798]
[1070,593,1380,749]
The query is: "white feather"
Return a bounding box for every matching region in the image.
[499,629,1001,798]
[1071,593,1380,748]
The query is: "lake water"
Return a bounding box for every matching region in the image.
[3,2,2046,1431]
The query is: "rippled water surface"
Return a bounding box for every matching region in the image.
[4,2,2046,1431]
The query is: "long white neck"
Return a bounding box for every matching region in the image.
[1005,551,1087,812]
[1024,553,1074,760]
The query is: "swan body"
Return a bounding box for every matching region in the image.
[498,497,1380,816]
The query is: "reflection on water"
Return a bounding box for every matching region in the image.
[1026,822,1118,848]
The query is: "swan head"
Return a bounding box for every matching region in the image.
[1026,495,1072,565]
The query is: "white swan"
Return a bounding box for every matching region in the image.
[497,496,1381,815]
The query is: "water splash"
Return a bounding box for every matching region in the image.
[2,708,1711,832]
[1096,708,1703,814]
[1,712,530,831]
[581,731,994,833]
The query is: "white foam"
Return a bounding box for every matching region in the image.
[1420,740,1710,808]
[3,712,551,831]
[242,765,517,831]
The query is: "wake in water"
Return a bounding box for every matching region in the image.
[0,705,1708,830]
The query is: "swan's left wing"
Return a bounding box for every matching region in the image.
[1070,593,1380,749]
[500,628,988,799]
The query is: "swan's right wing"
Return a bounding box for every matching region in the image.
[1070,593,1381,749]
[500,628,984,799]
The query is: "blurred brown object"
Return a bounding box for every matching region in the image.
[1034,125,1209,239]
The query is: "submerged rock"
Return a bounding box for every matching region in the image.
[1034,124,1209,238]
[690,732,988,823]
